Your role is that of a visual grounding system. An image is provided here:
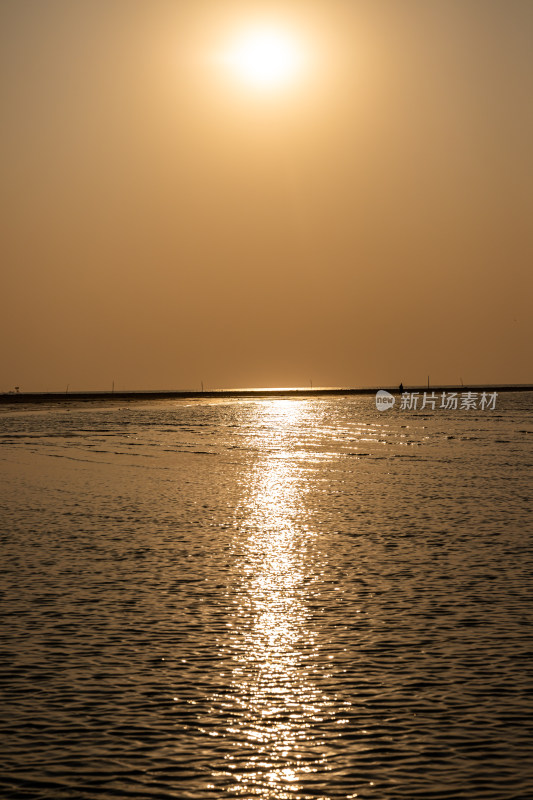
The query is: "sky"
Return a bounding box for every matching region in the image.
[1,0,532,392]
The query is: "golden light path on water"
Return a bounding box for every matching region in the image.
[208,400,345,799]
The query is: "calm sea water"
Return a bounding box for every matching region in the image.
[1,393,532,800]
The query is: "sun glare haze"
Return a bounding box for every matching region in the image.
[219,23,308,90]
[0,0,532,391]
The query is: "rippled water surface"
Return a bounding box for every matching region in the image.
[1,393,532,799]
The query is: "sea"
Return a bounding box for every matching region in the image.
[1,392,532,800]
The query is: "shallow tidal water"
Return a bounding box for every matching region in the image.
[1,393,532,800]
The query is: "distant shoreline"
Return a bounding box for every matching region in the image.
[1,385,532,404]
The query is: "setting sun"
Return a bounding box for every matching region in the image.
[221,25,306,90]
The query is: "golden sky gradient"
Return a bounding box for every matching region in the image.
[1,0,532,391]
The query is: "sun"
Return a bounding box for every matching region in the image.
[221,25,305,90]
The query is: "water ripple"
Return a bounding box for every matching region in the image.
[1,395,532,798]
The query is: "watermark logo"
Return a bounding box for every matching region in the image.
[376,389,498,412]
[376,389,396,411]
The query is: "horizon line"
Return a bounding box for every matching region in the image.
[1,383,532,404]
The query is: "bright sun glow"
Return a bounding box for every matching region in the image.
[221,26,305,90]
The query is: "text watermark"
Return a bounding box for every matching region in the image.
[376,390,498,412]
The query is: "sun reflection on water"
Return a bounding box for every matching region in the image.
[210,401,338,798]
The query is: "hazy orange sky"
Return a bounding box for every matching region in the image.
[1,0,532,391]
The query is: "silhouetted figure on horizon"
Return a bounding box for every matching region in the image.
[399,382,404,394]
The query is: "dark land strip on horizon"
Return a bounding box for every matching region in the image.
[1,386,532,404]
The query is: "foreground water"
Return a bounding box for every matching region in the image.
[1,393,532,800]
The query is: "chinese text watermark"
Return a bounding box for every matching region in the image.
[376,390,498,411]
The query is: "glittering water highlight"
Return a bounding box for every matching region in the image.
[1,393,532,799]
